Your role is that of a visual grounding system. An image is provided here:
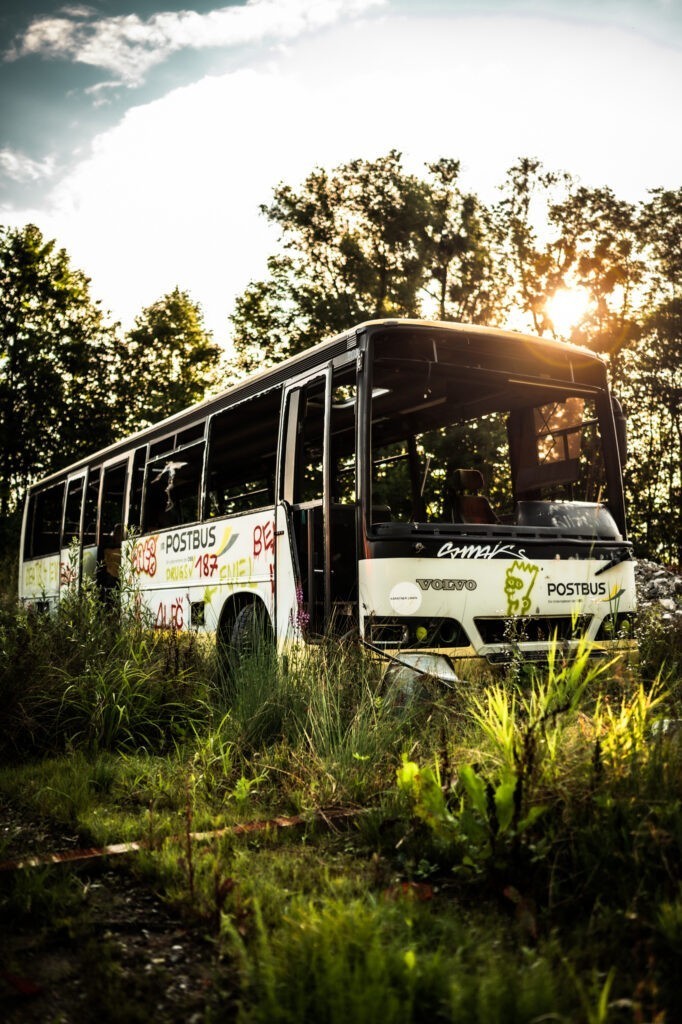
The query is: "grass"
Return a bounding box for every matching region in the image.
[1,576,681,1022]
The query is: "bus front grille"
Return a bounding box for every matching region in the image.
[474,615,592,645]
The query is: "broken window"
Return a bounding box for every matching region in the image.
[83,468,101,547]
[144,441,205,531]
[100,462,128,543]
[127,447,146,531]
[511,396,604,502]
[368,329,609,528]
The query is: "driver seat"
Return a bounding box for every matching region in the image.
[450,469,497,524]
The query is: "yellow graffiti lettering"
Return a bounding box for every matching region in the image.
[219,556,257,589]
[165,560,194,582]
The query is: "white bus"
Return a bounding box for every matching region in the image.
[19,320,636,678]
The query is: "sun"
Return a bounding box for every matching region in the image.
[543,287,591,339]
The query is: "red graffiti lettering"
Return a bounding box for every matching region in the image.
[194,553,219,578]
[253,521,275,559]
[133,537,158,577]
[155,598,184,631]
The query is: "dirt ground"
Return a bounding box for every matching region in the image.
[0,802,230,1023]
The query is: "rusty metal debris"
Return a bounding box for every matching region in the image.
[0,807,359,873]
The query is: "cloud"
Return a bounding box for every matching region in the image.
[6,0,386,86]
[0,148,56,184]
[4,13,680,345]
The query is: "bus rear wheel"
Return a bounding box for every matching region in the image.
[228,602,274,668]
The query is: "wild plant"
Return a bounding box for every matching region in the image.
[563,963,619,1024]
[636,604,682,683]
[221,893,568,1024]
[397,636,620,874]
[0,546,211,758]
[282,638,416,805]
[592,675,668,774]
[188,712,235,799]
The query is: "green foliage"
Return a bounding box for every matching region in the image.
[0,610,675,1019]
[224,895,567,1024]
[0,229,224,561]
[0,863,88,926]
[279,641,413,805]
[0,586,680,1021]
[619,297,682,561]
[202,637,417,808]
[636,605,682,683]
[397,639,614,872]
[0,223,121,525]
[231,155,681,562]
[116,286,223,432]
[0,574,211,760]
[494,166,681,562]
[230,151,499,373]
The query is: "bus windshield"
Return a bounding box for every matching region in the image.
[368,327,617,536]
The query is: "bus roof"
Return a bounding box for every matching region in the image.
[28,319,606,491]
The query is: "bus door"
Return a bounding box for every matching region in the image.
[59,471,86,595]
[97,458,129,595]
[278,360,357,637]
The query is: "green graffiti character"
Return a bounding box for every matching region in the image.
[504,560,540,616]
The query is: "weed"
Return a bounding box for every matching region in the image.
[222,894,569,1024]
[0,577,681,1022]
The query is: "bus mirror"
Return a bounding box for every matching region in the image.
[612,396,627,467]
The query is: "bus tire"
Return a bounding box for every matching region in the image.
[230,602,274,666]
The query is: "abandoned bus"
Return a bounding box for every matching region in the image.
[19,320,636,677]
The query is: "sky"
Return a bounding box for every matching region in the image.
[1,0,680,345]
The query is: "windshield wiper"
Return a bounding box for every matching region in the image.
[595,548,632,576]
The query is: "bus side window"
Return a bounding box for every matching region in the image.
[205,388,281,518]
[61,477,84,548]
[127,447,146,532]
[83,467,101,547]
[23,493,37,560]
[144,441,205,531]
[330,367,356,505]
[294,379,325,505]
[98,463,128,588]
[25,483,65,559]
[99,463,128,547]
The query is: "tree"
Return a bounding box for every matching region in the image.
[423,158,506,325]
[0,223,120,527]
[620,189,682,563]
[496,167,681,559]
[117,287,223,433]
[230,152,500,373]
[549,186,644,356]
[494,157,574,335]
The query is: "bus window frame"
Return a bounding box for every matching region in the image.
[278,364,332,630]
[61,472,87,551]
[97,454,131,547]
[204,387,282,522]
[142,437,206,534]
[23,480,67,561]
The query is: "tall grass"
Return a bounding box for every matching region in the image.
[1,567,681,1022]
[0,570,211,759]
[224,895,568,1024]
